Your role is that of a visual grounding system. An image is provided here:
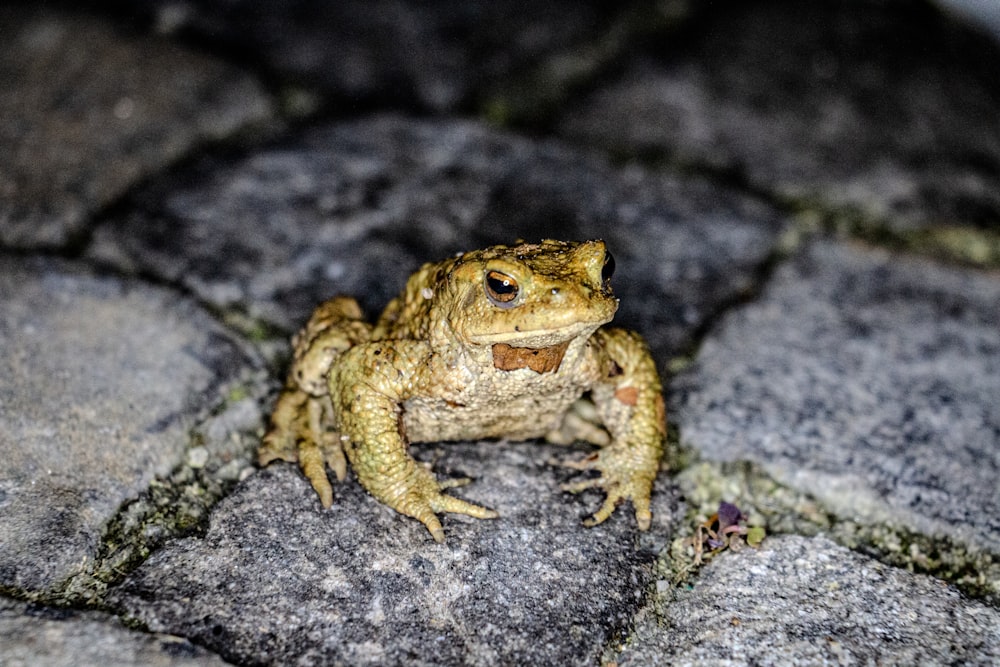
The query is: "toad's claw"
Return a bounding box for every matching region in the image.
[366,465,498,543]
[298,434,349,507]
[429,492,499,519]
[299,438,334,508]
[399,492,498,543]
[560,447,656,531]
[437,476,473,490]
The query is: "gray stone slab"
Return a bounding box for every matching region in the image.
[616,535,1000,666]
[0,257,259,595]
[89,114,787,359]
[113,0,649,112]
[0,5,274,249]
[110,441,678,666]
[559,0,1000,232]
[938,0,1000,41]
[0,596,228,667]
[671,240,1000,555]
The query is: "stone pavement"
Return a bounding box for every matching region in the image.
[2,1,998,665]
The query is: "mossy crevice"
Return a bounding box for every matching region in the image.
[48,374,271,610]
[783,194,1000,271]
[662,459,999,605]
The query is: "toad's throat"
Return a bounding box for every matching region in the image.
[492,340,571,374]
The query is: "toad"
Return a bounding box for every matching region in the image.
[260,239,665,542]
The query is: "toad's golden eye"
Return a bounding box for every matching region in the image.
[485,270,519,307]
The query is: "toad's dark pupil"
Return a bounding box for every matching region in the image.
[602,251,616,283]
[486,271,518,302]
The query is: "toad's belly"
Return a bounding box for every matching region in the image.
[401,390,584,443]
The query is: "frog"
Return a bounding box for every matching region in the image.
[259,239,666,543]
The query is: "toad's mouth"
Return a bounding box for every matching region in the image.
[492,340,570,374]
[468,317,609,346]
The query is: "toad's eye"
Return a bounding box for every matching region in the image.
[602,250,616,284]
[485,270,519,307]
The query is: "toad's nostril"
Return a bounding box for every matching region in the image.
[602,251,615,284]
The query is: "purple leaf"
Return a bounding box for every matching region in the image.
[717,501,744,533]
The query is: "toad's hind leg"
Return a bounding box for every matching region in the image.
[259,296,372,507]
[545,396,611,447]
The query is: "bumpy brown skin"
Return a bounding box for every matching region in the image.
[260,239,666,543]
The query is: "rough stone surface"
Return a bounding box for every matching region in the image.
[110,442,677,666]
[89,114,786,358]
[2,0,999,664]
[0,596,228,667]
[672,240,1000,553]
[0,257,259,594]
[559,0,1000,231]
[616,535,1000,666]
[0,4,274,248]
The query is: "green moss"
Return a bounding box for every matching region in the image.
[903,225,1000,268]
[482,99,512,129]
[847,219,1000,270]
[280,86,321,119]
[826,521,999,602]
[117,614,151,632]
[226,385,249,403]
[782,192,1000,271]
[478,2,686,131]
[221,309,286,343]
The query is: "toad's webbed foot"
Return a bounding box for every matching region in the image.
[560,443,659,531]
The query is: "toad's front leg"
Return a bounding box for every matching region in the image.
[331,343,498,543]
[563,328,665,530]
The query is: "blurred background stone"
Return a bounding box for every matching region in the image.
[559,0,1000,235]
[88,115,787,358]
[0,5,274,249]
